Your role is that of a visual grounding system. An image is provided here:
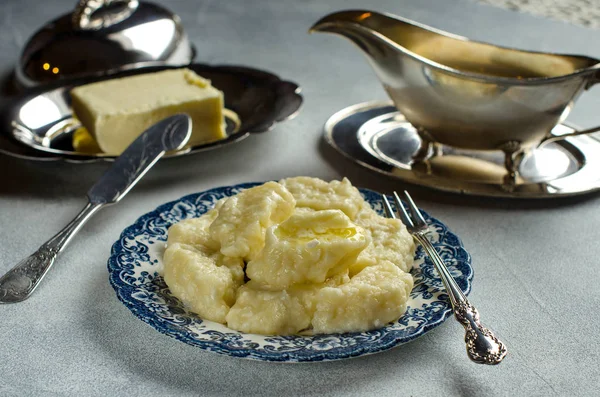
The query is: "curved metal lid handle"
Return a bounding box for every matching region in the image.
[72,0,139,30]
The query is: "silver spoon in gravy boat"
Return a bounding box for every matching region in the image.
[0,114,191,303]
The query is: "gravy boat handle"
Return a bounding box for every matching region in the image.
[536,71,600,146]
[541,124,600,145]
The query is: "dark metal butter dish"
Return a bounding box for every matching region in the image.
[16,0,195,89]
[1,64,302,162]
[2,1,302,162]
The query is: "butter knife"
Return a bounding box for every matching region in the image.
[0,114,191,303]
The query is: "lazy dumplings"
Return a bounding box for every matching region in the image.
[162,177,415,335]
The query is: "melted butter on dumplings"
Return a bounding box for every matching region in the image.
[162,177,415,335]
[246,209,369,289]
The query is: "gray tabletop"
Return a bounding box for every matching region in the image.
[1,0,599,396]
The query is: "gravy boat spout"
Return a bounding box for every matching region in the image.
[310,10,600,185]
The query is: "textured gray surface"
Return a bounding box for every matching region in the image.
[473,0,600,29]
[1,0,600,396]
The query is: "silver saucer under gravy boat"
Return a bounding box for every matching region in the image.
[325,101,600,198]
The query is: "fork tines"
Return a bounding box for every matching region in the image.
[381,191,426,230]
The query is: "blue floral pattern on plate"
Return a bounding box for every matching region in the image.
[108,183,473,362]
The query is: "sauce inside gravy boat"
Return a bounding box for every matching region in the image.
[311,10,600,185]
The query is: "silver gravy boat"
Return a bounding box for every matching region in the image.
[310,10,600,186]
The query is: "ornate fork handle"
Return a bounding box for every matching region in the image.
[413,233,507,365]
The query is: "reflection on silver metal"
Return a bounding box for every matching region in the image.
[85,114,191,204]
[16,1,194,88]
[0,115,191,303]
[325,101,600,198]
[382,191,507,364]
[73,0,139,30]
[311,10,600,183]
[11,104,240,159]
[0,64,303,163]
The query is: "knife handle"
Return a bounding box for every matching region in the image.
[0,202,104,303]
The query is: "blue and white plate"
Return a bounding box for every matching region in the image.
[108,183,473,362]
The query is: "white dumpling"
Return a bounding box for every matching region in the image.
[312,261,414,334]
[280,176,368,220]
[163,243,244,323]
[209,182,296,261]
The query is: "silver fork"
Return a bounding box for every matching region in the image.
[382,191,507,365]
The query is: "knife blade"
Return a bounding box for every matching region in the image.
[88,114,191,204]
[0,114,191,303]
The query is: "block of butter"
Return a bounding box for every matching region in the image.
[70,69,227,155]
